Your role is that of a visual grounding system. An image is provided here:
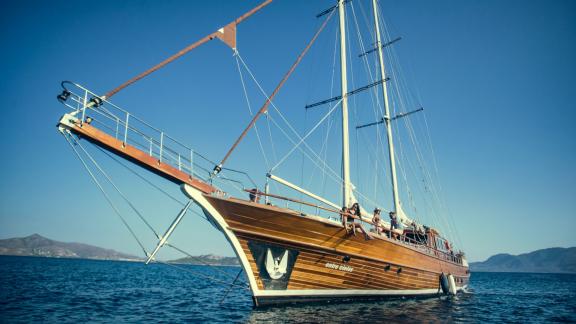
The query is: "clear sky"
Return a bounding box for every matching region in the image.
[0,0,574,262]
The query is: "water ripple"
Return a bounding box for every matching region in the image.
[0,256,574,323]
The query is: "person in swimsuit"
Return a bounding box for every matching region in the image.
[389,211,398,239]
[372,208,382,235]
[346,203,372,240]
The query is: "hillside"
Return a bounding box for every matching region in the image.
[470,247,576,273]
[0,234,140,261]
[170,254,239,266]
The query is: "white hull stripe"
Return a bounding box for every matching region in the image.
[255,288,439,297]
[181,185,260,296]
[255,286,467,298]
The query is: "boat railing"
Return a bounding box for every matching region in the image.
[248,190,462,265]
[57,81,256,195]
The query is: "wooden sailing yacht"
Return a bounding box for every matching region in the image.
[56,0,469,306]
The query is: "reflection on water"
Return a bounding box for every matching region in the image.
[1,257,575,323]
[247,295,473,323]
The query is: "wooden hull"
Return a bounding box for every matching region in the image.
[200,194,470,307]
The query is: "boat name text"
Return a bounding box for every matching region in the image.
[325,262,353,272]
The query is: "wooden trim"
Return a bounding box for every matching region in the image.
[207,196,465,269]
[234,227,453,276]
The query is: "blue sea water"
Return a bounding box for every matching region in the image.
[0,256,575,323]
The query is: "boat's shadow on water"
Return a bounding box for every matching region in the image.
[245,294,473,323]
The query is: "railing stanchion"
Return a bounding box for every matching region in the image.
[81,90,88,122]
[178,154,181,170]
[159,132,164,162]
[115,117,119,139]
[190,149,194,176]
[149,138,153,156]
[124,113,130,145]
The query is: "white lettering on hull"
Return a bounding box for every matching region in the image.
[325,262,354,272]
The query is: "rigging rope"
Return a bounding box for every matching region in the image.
[375,4,461,247]
[62,132,150,257]
[217,9,336,171]
[234,51,271,171]
[165,243,243,281]
[94,145,187,207]
[156,261,249,290]
[72,135,161,240]
[103,0,272,99]
[236,52,386,210]
[235,53,344,183]
[64,132,247,284]
[270,97,344,172]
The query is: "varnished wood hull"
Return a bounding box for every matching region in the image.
[199,194,470,307]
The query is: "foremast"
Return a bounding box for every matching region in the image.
[371,0,401,217]
[338,0,352,207]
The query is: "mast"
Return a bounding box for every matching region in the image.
[371,0,400,214]
[338,0,352,207]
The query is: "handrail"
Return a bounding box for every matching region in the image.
[244,189,462,265]
[57,81,256,196]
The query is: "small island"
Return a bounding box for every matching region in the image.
[0,234,140,261]
[470,247,576,273]
[0,234,240,266]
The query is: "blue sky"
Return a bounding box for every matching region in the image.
[0,0,574,262]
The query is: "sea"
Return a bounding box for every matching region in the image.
[0,256,574,323]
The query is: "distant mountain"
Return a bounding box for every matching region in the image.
[0,234,140,261]
[171,254,239,266]
[470,247,576,273]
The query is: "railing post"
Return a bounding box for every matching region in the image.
[115,117,120,139]
[81,90,88,122]
[124,113,130,145]
[190,149,194,176]
[159,132,164,162]
[178,154,181,170]
[149,138,153,156]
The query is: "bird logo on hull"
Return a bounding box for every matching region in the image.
[247,241,299,290]
[265,249,289,280]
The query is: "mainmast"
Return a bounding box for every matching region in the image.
[371,0,400,214]
[338,0,352,207]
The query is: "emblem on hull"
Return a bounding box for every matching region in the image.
[248,241,299,290]
[265,249,289,279]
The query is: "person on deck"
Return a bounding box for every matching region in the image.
[389,211,398,239]
[248,188,260,203]
[345,203,372,240]
[372,208,382,235]
[341,206,351,230]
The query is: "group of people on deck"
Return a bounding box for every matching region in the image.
[341,202,402,241]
